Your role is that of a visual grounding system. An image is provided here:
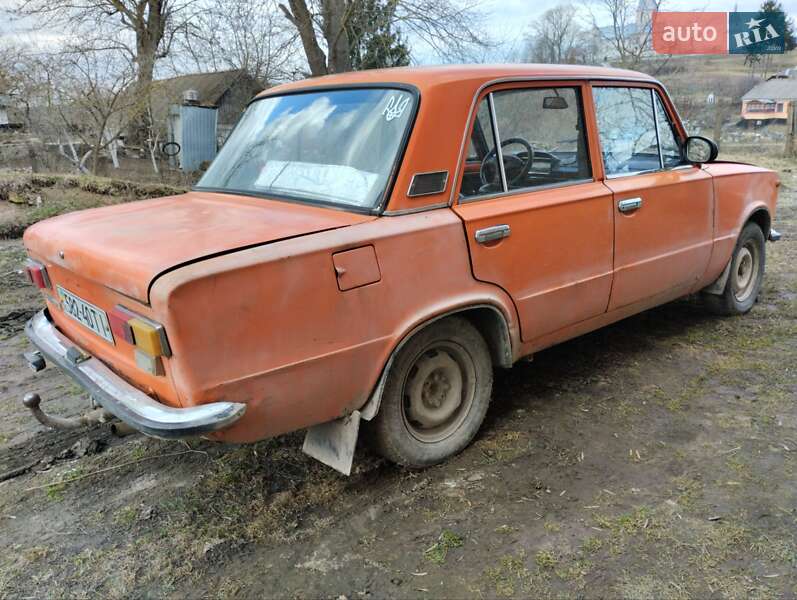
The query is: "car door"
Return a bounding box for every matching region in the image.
[453,82,614,343]
[591,84,714,311]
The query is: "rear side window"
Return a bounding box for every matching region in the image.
[459,86,591,199]
[465,100,496,162]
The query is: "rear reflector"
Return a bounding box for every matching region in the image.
[135,348,164,376]
[24,259,51,289]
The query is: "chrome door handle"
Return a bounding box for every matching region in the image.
[618,197,643,213]
[475,224,511,244]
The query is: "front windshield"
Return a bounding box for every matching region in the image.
[196,88,415,210]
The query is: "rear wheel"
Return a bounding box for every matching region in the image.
[704,222,766,315]
[368,317,493,467]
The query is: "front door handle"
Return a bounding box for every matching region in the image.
[475,224,511,244]
[618,197,643,213]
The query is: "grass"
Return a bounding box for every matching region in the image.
[114,506,138,526]
[534,550,558,569]
[581,537,603,554]
[0,172,186,239]
[424,530,464,564]
[484,553,532,598]
[543,521,561,533]
[474,430,528,462]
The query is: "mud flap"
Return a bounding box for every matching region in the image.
[302,410,361,476]
[703,259,732,296]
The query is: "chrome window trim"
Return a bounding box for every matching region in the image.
[604,164,698,180]
[458,177,595,204]
[407,170,449,197]
[651,88,665,170]
[486,92,508,193]
[383,202,449,216]
[652,89,687,169]
[606,169,659,179]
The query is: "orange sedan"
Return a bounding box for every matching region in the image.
[22,65,780,474]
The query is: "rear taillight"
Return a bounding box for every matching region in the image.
[108,306,137,344]
[24,259,51,289]
[110,305,171,375]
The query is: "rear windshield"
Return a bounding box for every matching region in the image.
[196,88,415,211]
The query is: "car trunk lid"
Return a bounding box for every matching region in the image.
[23,191,375,303]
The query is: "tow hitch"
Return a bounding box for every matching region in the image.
[23,348,133,435]
[23,392,113,430]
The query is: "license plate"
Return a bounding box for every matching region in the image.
[57,286,114,344]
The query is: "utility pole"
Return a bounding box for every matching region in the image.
[786,101,796,158]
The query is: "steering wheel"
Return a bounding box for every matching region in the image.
[479,137,534,191]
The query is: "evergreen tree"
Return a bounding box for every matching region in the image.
[348,0,411,70]
[759,0,796,51]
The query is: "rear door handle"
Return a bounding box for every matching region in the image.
[618,197,643,213]
[475,224,510,244]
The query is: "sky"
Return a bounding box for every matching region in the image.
[480,0,797,59]
[1,0,796,64]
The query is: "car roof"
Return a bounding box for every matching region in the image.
[257,64,659,98]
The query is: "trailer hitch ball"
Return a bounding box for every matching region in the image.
[23,392,42,409]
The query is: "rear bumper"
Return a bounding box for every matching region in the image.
[25,310,246,438]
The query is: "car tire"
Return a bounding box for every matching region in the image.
[704,222,766,316]
[368,316,493,468]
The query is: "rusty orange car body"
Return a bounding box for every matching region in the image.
[23,65,780,473]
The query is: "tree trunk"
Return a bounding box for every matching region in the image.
[26,142,40,173]
[128,47,156,147]
[91,139,101,174]
[322,0,351,73]
[281,0,329,76]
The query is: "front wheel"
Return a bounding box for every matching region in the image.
[368,317,493,468]
[704,222,766,315]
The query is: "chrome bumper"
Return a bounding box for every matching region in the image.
[25,310,245,438]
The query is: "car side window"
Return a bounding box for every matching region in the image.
[465,101,496,162]
[459,87,591,199]
[653,92,683,168]
[460,101,498,197]
[593,87,660,176]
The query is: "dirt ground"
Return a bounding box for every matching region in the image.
[0,151,795,599]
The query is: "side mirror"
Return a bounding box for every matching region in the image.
[684,136,718,164]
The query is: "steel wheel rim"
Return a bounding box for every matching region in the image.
[401,341,476,444]
[731,241,760,303]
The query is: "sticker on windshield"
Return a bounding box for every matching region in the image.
[382,95,410,122]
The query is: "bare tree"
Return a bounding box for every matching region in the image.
[13,0,197,142]
[589,0,664,69]
[176,0,299,83]
[277,0,491,77]
[46,47,140,174]
[526,4,600,64]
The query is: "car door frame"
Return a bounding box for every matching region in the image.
[587,80,715,311]
[451,79,617,343]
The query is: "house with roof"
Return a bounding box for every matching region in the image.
[741,67,797,123]
[147,69,264,143]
